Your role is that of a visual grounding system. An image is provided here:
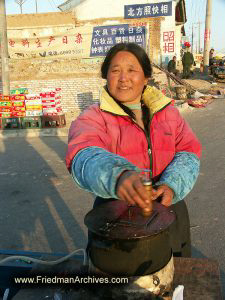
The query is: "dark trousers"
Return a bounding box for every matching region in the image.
[183,64,191,79]
[87,197,191,258]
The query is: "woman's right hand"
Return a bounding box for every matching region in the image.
[116,170,151,209]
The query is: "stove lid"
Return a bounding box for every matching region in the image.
[84,201,176,240]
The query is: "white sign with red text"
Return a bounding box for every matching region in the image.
[8,27,93,60]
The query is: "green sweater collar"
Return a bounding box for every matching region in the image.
[99,86,171,118]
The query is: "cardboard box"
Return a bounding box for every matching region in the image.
[0,95,11,100]
[0,107,13,112]
[26,96,41,101]
[42,107,57,111]
[26,105,42,111]
[10,88,28,95]
[25,100,42,106]
[42,104,56,109]
[3,95,11,101]
[11,95,26,101]
[26,110,43,117]
[0,113,13,118]
[40,92,55,98]
[0,101,12,107]
[12,111,26,117]
[43,112,58,116]
[42,99,55,104]
[12,101,25,107]
[13,106,26,112]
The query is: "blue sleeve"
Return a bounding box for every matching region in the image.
[71,146,140,199]
[155,151,200,204]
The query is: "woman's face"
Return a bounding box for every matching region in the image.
[107,51,148,104]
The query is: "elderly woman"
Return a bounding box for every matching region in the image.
[66,43,201,257]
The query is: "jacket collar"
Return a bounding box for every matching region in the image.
[99,86,171,118]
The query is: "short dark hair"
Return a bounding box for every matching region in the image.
[101,43,152,79]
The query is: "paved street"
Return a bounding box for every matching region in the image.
[0,135,93,254]
[0,98,225,298]
[184,98,225,298]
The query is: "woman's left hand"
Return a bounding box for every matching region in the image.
[152,185,174,207]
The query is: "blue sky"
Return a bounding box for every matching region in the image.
[185,0,225,53]
[6,0,225,53]
[6,0,63,14]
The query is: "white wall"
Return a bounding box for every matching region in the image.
[160,1,176,66]
[161,23,182,65]
[72,0,181,67]
[73,0,176,20]
[175,24,183,61]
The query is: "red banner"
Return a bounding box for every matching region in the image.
[204,29,211,42]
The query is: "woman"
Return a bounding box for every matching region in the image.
[66,43,201,257]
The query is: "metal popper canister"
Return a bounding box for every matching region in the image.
[140,169,153,216]
[84,201,176,290]
[85,168,176,297]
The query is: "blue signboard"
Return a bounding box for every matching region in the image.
[124,1,172,19]
[90,24,146,57]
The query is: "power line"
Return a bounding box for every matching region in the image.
[191,0,197,24]
[47,0,55,10]
[14,0,29,14]
[186,0,194,38]
[190,0,194,21]
[197,1,201,22]
[51,0,58,8]
[199,0,206,22]
[48,0,59,11]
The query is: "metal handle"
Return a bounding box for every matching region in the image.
[142,183,153,217]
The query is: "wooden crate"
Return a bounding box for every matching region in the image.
[41,114,66,128]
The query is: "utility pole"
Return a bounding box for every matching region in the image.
[0,0,10,95]
[192,22,203,54]
[191,24,194,54]
[15,1,28,14]
[35,0,38,13]
[203,0,213,73]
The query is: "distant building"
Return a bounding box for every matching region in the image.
[7,0,187,66]
[4,1,188,122]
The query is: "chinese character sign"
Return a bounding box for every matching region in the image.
[163,31,174,53]
[204,29,210,42]
[124,2,172,19]
[7,27,93,59]
[90,24,146,57]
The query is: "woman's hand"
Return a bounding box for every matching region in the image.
[116,170,151,209]
[152,184,174,207]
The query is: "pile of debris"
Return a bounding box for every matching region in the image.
[152,63,225,109]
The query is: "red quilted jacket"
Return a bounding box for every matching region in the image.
[66,86,201,178]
